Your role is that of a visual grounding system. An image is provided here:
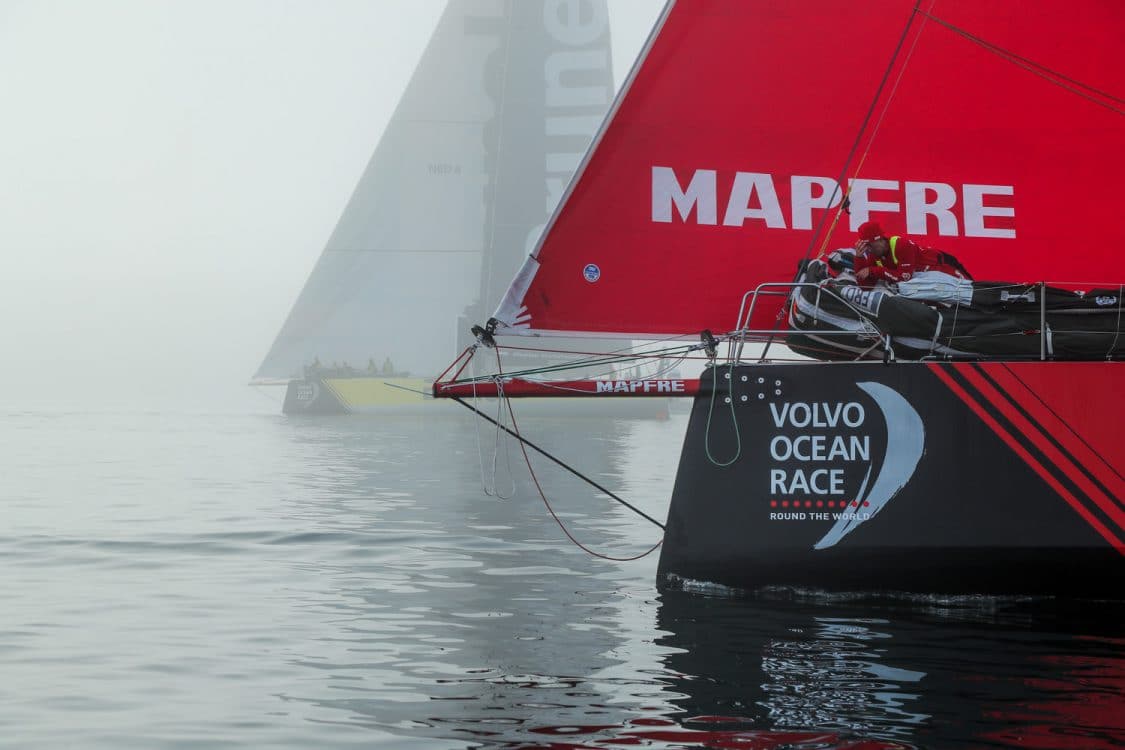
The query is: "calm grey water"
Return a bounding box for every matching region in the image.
[2,405,1122,749]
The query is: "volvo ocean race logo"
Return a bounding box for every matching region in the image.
[583,263,601,282]
[766,381,924,549]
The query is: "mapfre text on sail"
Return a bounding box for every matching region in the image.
[651,166,1015,238]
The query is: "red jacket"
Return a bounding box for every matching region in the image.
[854,236,969,285]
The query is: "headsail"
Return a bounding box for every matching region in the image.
[254,0,616,381]
[492,0,1125,340]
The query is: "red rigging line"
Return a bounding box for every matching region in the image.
[919,10,1125,115]
[812,0,929,262]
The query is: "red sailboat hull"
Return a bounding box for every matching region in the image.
[432,0,1125,597]
[658,361,1124,597]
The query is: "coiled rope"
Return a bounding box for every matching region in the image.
[703,358,742,467]
[470,348,515,499]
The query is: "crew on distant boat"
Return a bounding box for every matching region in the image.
[300,356,407,379]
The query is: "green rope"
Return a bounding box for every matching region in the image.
[703,360,742,467]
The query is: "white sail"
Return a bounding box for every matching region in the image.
[254,0,615,381]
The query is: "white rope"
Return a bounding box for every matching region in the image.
[1107,284,1123,359]
[930,310,944,355]
[471,355,515,500]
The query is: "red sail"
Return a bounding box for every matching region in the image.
[493,0,1125,338]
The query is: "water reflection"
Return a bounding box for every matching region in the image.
[275,413,675,746]
[9,409,1121,748]
[760,618,927,735]
[654,592,1125,749]
[273,413,1125,749]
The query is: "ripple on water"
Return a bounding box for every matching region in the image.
[2,412,1123,748]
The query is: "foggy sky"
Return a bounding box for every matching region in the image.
[0,0,663,413]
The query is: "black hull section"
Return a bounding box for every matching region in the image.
[657,362,1124,597]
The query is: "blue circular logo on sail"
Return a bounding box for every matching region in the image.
[583,263,601,283]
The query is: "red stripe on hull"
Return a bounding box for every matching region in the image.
[984,363,1125,509]
[959,364,1125,531]
[927,363,1125,552]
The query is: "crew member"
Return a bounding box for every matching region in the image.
[853,221,972,284]
[853,221,975,305]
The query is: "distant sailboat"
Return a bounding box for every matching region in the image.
[435,0,1125,596]
[254,0,665,416]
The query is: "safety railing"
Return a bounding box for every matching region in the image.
[726,282,892,365]
[727,278,1125,365]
